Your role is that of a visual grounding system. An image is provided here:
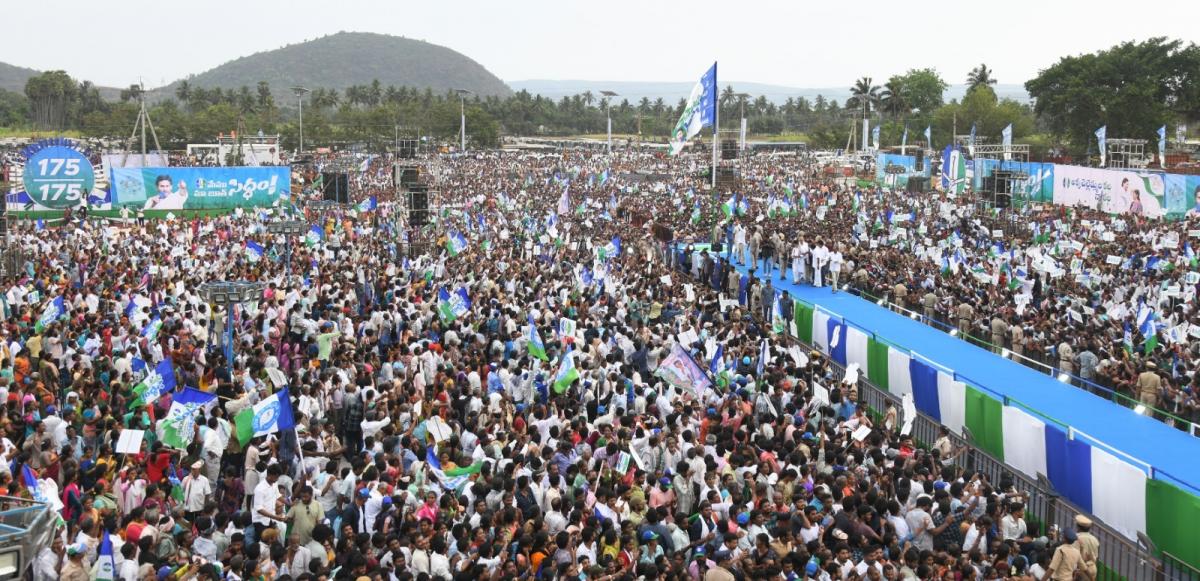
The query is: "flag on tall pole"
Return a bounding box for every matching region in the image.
[901,125,909,153]
[1001,124,1013,161]
[1096,126,1107,167]
[924,126,932,151]
[1158,125,1168,168]
[669,62,718,156]
[871,125,880,150]
[969,123,977,156]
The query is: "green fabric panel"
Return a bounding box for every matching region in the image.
[1146,479,1200,572]
[1095,561,1127,581]
[867,338,890,391]
[795,304,813,344]
[964,387,1005,461]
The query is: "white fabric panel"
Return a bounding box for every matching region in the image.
[1090,446,1147,540]
[1001,406,1047,479]
[887,348,912,399]
[845,327,870,377]
[813,310,830,354]
[936,371,966,435]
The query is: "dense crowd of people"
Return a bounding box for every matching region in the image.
[0,147,1172,581]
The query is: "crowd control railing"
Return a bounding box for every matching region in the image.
[668,247,1198,581]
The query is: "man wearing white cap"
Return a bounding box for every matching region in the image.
[181,460,212,522]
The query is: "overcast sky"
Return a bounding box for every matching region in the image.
[3,0,1197,89]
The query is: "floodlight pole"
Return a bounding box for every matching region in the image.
[455,89,473,152]
[600,91,619,153]
[292,86,310,154]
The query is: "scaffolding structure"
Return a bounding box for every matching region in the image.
[1106,138,1149,169]
[969,143,1032,222]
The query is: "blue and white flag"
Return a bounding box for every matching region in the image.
[357,196,377,212]
[426,447,481,491]
[96,529,117,581]
[245,240,265,262]
[235,386,295,445]
[446,231,468,257]
[124,293,151,319]
[669,62,718,155]
[305,225,324,247]
[924,126,932,150]
[438,286,472,322]
[131,358,176,408]
[557,185,570,216]
[161,387,218,449]
[1096,126,1107,167]
[22,465,48,504]
[34,296,65,333]
[969,123,977,155]
[1001,124,1013,160]
[1158,125,1167,168]
[140,316,163,342]
[709,344,725,376]
[597,237,621,261]
[871,125,880,150]
[756,339,768,377]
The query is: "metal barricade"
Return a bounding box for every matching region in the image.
[741,305,1180,580]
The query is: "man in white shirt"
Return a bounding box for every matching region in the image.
[181,461,212,520]
[252,464,286,540]
[829,248,845,293]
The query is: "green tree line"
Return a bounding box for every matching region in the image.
[0,38,1193,154]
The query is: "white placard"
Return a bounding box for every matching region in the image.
[660,275,672,286]
[992,229,1004,238]
[677,329,700,347]
[1102,232,1116,242]
[852,425,872,442]
[1069,309,1083,323]
[116,430,145,454]
[812,382,830,405]
[427,416,453,443]
[1189,230,1200,238]
[1106,255,1121,265]
[684,284,695,302]
[720,298,740,312]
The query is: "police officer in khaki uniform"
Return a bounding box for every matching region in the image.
[893,282,909,313]
[1010,317,1025,357]
[1137,362,1162,408]
[1058,340,1075,375]
[956,300,975,338]
[922,290,937,323]
[990,316,1010,354]
[1074,515,1099,580]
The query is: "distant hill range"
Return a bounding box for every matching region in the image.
[0,61,41,93]
[0,32,512,101]
[155,32,512,100]
[509,79,1030,106]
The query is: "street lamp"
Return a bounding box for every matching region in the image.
[734,93,751,151]
[267,220,307,276]
[454,88,473,152]
[291,86,309,154]
[198,281,266,377]
[600,90,619,153]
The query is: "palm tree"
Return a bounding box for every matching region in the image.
[967,64,997,93]
[581,91,594,108]
[175,80,191,104]
[880,79,909,118]
[847,77,880,117]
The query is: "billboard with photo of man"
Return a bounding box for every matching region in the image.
[110,166,289,210]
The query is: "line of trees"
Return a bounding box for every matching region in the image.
[0,38,1194,154]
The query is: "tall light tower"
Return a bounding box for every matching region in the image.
[291,86,309,154]
[735,93,751,151]
[454,88,473,152]
[600,90,618,153]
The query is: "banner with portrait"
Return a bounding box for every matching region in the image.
[110,166,290,210]
[1053,164,1167,218]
